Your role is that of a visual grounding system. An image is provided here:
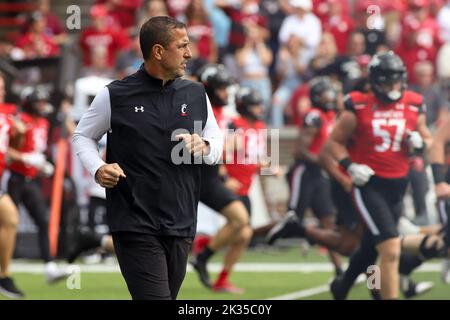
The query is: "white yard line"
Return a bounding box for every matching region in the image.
[267,275,367,300]
[10,262,443,273]
[267,284,330,300]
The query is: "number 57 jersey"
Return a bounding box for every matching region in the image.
[345,90,425,179]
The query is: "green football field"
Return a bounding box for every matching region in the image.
[1,246,449,300]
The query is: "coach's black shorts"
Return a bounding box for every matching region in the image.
[112,232,192,300]
[286,162,335,221]
[200,171,238,213]
[351,176,408,245]
[330,179,359,229]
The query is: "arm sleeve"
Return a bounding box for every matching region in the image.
[72,87,111,178]
[202,94,224,165]
[343,94,356,113]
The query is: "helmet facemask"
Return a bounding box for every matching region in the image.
[371,71,407,104]
[309,77,338,111]
[368,51,408,104]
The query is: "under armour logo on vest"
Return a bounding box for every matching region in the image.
[181,103,188,116]
[135,106,144,112]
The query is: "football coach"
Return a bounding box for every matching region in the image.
[72,16,223,300]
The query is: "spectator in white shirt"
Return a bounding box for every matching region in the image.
[278,0,322,64]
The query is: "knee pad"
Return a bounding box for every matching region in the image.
[419,235,446,259]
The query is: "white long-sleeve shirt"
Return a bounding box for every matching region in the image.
[73,86,223,178]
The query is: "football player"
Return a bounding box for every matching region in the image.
[327,51,432,299]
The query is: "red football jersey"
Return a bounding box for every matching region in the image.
[212,106,232,132]
[345,90,424,178]
[0,112,14,177]
[9,113,49,178]
[225,116,266,196]
[303,108,336,156]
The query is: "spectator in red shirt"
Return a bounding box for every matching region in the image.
[396,0,442,83]
[216,0,269,54]
[15,12,60,59]
[185,0,218,63]
[97,0,142,31]
[166,0,191,21]
[79,4,130,67]
[138,0,168,28]
[313,0,349,23]
[36,0,68,45]
[430,0,445,18]
[321,0,354,55]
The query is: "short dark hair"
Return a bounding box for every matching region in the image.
[139,16,186,60]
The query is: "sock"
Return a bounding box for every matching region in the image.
[341,231,378,288]
[342,248,375,287]
[335,266,344,277]
[215,269,229,286]
[198,246,214,262]
[399,253,423,275]
[400,275,412,292]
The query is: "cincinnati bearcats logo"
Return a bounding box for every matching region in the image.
[181,103,188,116]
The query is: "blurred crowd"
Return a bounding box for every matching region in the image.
[2,0,450,130]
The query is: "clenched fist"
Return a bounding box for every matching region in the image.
[175,133,210,158]
[95,163,126,188]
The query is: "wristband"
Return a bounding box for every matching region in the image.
[339,157,352,170]
[431,163,446,184]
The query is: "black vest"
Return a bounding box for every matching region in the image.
[105,65,207,236]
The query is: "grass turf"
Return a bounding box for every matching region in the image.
[1,247,449,300]
[1,271,448,300]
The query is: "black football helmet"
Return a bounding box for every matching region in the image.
[22,87,50,116]
[309,76,338,111]
[368,51,407,104]
[197,64,233,107]
[235,87,264,121]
